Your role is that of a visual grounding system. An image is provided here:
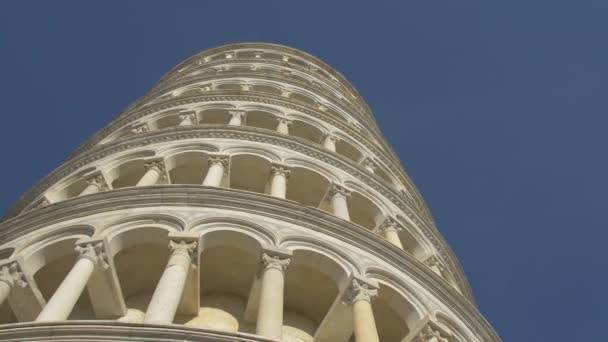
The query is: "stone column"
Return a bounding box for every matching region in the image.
[346,278,379,342]
[256,251,291,340]
[276,118,292,135]
[424,256,445,277]
[144,239,197,324]
[323,134,338,152]
[269,164,291,199]
[79,175,107,196]
[329,185,351,220]
[136,160,166,186]
[228,110,246,126]
[178,113,195,126]
[36,242,108,321]
[0,262,26,307]
[202,155,229,187]
[376,217,404,250]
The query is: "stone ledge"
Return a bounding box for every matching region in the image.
[0,321,278,341]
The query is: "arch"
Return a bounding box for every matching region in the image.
[345,189,384,231]
[164,150,211,185]
[284,163,332,208]
[280,238,355,340]
[289,119,325,144]
[334,135,364,162]
[435,311,474,342]
[244,109,278,131]
[190,217,277,247]
[106,159,148,189]
[198,107,232,125]
[365,268,427,342]
[18,225,95,320]
[0,247,15,260]
[46,166,98,202]
[394,215,434,259]
[228,153,273,195]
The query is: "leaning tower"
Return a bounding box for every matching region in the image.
[0,43,499,342]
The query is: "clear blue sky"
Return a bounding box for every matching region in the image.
[1,1,606,340]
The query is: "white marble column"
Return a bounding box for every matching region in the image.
[144,239,197,324]
[329,185,351,220]
[36,242,108,321]
[276,118,292,135]
[228,110,246,126]
[178,113,195,126]
[202,155,229,187]
[79,175,107,196]
[347,278,379,342]
[424,256,446,277]
[269,165,291,199]
[256,252,291,340]
[376,218,404,250]
[0,262,26,307]
[136,160,166,186]
[323,134,338,152]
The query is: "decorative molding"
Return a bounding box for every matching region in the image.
[75,240,110,269]
[2,127,470,301]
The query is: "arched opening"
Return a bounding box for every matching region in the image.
[199,108,231,125]
[110,227,171,322]
[31,238,95,320]
[290,120,324,144]
[245,110,278,131]
[155,114,182,130]
[229,154,272,194]
[252,84,282,96]
[108,159,147,189]
[290,92,317,106]
[371,283,419,342]
[349,192,383,230]
[216,83,241,91]
[283,248,349,341]
[165,152,210,185]
[176,230,262,333]
[286,167,331,207]
[335,139,363,162]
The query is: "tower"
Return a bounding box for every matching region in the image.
[0,43,499,341]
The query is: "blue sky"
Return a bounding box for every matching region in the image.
[1,1,607,340]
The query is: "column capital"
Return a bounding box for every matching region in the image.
[207,154,229,168]
[259,248,292,275]
[277,117,293,126]
[281,89,291,97]
[75,240,109,269]
[253,51,263,59]
[414,324,450,342]
[0,260,27,288]
[343,276,378,304]
[424,255,445,273]
[329,184,351,199]
[168,239,198,261]
[85,173,108,191]
[362,157,378,171]
[317,102,328,111]
[240,83,252,91]
[144,159,167,180]
[375,216,403,235]
[228,110,246,119]
[324,133,339,143]
[270,164,292,179]
[130,123,149,134]
[179,112,196,121]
